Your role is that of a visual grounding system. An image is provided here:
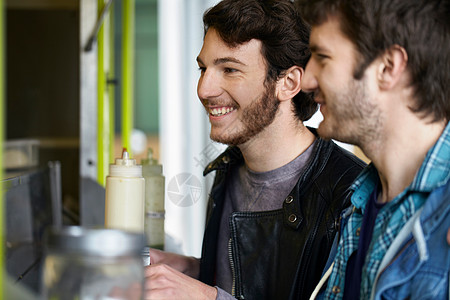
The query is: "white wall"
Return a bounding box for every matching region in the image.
[158,0,221,257]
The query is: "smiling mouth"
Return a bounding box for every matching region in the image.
[209,107,235,117]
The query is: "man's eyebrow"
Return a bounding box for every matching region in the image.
[196,56,247,66]
[214,57,246,66]
[309,44,328,54]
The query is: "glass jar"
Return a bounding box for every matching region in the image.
[41,226,145,300]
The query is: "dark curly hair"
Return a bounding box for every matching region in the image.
[203,0,318,122]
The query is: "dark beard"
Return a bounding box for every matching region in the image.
[211,83,279,146]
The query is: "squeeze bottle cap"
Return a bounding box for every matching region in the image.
[109,148,142,177]
[142,148,163,175]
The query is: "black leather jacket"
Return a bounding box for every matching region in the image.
[199,130,366,300]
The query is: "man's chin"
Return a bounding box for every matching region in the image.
[210,134,234,146]
[317,123,359,146]
[316,123,334,141]
[210,134,251,147]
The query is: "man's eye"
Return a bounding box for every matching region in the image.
[224,67,238,73]
[315,53,329,61]
[198,67,206,73]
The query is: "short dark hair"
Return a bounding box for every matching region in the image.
[296,0,450,122]
[203,0,318,122]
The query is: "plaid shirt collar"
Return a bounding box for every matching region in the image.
[325,122,450,300]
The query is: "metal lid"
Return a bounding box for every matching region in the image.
[44,226,145,257]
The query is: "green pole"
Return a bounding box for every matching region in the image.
[97,0,109,186]
[0,0,4,295]
[97,0,115,186]
[109,1,115,164]
[97,0,106,186]
[122,0,135,156]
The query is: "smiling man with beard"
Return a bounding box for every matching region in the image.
[197,31,281,147]
[144,1,365,299]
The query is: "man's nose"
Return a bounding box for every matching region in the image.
[302,60,319,93]
[197,69,221,100]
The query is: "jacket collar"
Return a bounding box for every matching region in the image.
[203,146,243,176]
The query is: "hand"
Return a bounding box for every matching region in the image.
[109,283,142,300]
[144,263,217,300]
[148,248,200,278]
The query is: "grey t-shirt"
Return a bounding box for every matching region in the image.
[215,139,317,299]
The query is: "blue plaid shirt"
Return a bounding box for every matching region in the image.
[324,122,450,300]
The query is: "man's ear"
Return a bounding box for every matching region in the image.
[377,45,408,90]
[276,66,303,102]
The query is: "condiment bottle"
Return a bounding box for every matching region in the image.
[141,148,165,249]
[105,148,145,232]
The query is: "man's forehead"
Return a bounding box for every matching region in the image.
[309,17,352,52]
[198,29,265,66]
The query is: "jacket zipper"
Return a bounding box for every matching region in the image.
[229,216,244,299]
[228,238,236,297]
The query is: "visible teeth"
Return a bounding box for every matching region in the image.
[210,107,234,116]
